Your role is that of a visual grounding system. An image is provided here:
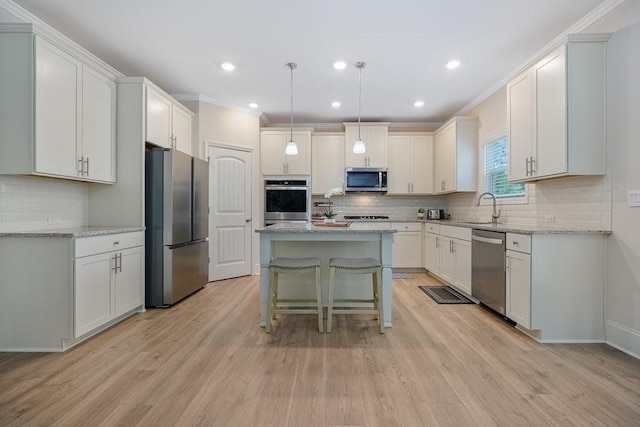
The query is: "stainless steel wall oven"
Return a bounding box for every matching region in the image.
[264,179,309,225]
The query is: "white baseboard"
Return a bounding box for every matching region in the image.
[606,320,640,360]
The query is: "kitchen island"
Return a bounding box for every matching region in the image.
[256,222,397,328]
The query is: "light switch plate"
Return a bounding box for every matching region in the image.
[628,190,640,207]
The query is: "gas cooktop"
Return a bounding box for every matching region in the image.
[343,215,390,220]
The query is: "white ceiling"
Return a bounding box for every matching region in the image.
[5,0,609,127]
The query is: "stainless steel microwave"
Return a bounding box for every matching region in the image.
[345,167,388,193]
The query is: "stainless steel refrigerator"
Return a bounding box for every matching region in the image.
[145,147,209,307]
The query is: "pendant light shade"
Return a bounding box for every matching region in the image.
[285,62,298,156]
[353,61,366,154]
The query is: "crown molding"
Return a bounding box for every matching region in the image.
[172,93,263,117]
[0,0,122,78]
[454,0,623,118]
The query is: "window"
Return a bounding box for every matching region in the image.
[483,136,525,198]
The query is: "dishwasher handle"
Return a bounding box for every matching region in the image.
[472,235,504,245]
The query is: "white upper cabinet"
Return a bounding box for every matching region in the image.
[312,133,345,194]
[260,129,312,175]
[433,117,477,194]
[146,86,193,155]
[388,133,433,194]
[344,123,388,167]
[507,35,609,182]
[0,24,117,183]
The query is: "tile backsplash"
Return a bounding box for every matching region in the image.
[312,175,611,231]
[0,175,88,232]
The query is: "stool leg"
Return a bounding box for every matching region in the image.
[315,266,324,333]
[374,268,384,334]
[327,266,336,333]
[266,269,276,333]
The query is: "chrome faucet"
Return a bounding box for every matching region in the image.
[476,192,501,224]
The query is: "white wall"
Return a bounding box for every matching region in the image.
[182,100,262,275]
[603,19,640,358]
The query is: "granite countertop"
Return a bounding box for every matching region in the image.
[0,226,145,238]
[256,222,396,234]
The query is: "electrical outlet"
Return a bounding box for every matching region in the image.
[544,215,555,223]
[628,190,640,207]
[46,216,61,225]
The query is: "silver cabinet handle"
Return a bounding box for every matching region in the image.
[112,253,118,273]
[245,218,252,223]
[113,241,120,245]
[78,157,84,175]
[118,253,122,272]
[525,157,530,176]
[84,157,89,176]
[505,254,509,272]
[512,241,519,246]
[530,157,536,174]
[435,236,439,248]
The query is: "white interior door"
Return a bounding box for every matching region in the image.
[207,144,252,281]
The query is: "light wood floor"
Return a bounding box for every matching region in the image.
[1,273,639,426]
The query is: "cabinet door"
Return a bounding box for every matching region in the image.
[434,124,455,193]
[410,135,434,194]
[34,37,81,178]
[172,104,192,155]
[260,131,286,174]
[285,131,311,174]
[439,237,455,284]
[534,47,567,178]
[75,252,115,337]
[452,238,472,295]
[115,246,144,316]
[81,65,116,183]
[424,232,440,275]
[507,70,534,182]
[387,135,411,194]
[146,88,172,148]
[312,134,345,194]
[506,250,531,328]
[365,126,388,167]
[393,231,423,268]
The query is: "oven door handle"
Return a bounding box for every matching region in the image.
[265,186,309,191]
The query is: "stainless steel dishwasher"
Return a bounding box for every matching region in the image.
[471,229,506,315]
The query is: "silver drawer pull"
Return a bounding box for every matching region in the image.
[113,241,120,245]
[512,241,519,246]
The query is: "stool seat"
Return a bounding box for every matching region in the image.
[266,257,323,333]
[327,257,384,334]
[330,257,381,270]
[271,257,321,269]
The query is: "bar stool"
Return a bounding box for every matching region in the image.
[327,257,384,334]
[266,257,324,333]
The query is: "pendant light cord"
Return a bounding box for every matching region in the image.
[355,62,365,140]
[287,62,297,138]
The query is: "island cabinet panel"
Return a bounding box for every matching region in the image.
[0,231,144,352]
[507,35,609,182]
[0,24,116,183]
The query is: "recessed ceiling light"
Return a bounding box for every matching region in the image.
[333,61,346,70]
[249,102,259,109]
[331,101,341,108]
[414,101,425,107]
[446,60,460,70]
[221,62,235,71]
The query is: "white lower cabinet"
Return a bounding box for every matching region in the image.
[74,241,144,338]
[392,222,423,268]
[0,230,144,352]
[423,224,472,295]
[504,232,606,342]
[506,247,531,329]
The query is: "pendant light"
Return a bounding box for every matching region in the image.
[353,61,366,154]
[285,62,298,155]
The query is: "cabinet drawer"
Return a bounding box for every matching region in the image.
[75,231,144,258]
[440,225,471,241]
[424,223,440,234]
[506,233,531,253]
[391,222,422,232]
